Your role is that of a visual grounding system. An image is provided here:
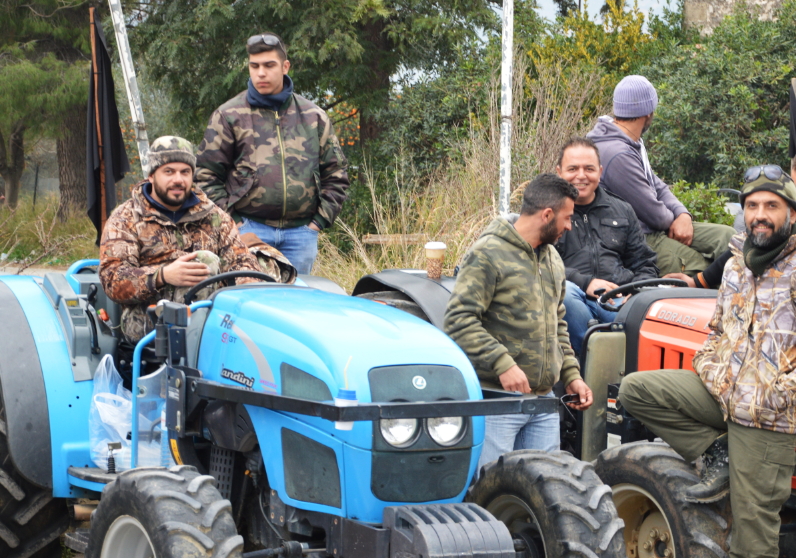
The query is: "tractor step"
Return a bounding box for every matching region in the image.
[64,528,90,553]
[68,466,118,484]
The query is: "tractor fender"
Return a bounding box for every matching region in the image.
[0,280,52,489]
[352,270,456,329]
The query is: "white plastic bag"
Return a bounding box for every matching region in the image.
[89,355,160,470]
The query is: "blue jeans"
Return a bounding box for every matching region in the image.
[477,392,559,473]
[239,218,319,275]
[563,281,620,355]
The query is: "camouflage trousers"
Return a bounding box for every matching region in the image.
[620,369,796,558]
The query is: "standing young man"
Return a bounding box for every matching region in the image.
[444,174,593,471]
[195,32,350,275]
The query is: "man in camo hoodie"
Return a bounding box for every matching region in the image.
[620,166,796,557]
[195,32,350,275]
[444,174,594,472]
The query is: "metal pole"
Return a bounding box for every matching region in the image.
[498,0,514,217]
[89,7,108,231]
[107,0,149,176]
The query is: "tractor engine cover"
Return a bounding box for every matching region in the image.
[383,503,515,558]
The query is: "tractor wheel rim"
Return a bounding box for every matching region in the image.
[486,494,546,558]
[100,515,155,558]
[612,483,675,558]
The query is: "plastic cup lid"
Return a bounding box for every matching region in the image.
[337,389,357,400]
[425,241,446,250]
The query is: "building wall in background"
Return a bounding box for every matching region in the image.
[684,0,782,33]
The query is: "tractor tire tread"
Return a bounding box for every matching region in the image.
[467,450,625,557]
[86,465,242,558]
[595,441,731,558]
[0,381,68,558]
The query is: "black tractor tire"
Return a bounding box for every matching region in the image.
[595,441,731,558]
[0,382,69,558]
[356,290,431,323]
[85,465,243,558]
[467,449,625,558]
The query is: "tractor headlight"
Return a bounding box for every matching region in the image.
[379,418,419,447]
[427,416,465,446]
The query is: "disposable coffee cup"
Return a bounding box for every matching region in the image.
[425,241,447,280]
[334,388,357,430]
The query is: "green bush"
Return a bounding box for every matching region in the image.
[668,180,737,227]
[645,0,796,187]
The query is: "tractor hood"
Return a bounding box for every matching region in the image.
[643,298,715,334]
[195,285,480,402]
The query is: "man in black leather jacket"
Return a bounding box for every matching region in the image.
[554,137,659,354]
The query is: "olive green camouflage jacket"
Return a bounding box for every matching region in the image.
[194,92,349,230]
[99,182,260,342]
[694,232,796,433]
[443,217,580,393]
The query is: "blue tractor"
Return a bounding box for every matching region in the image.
[0,261,624,558]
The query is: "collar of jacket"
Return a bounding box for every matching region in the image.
[487,215,554,260]
[729,229,796,271]
[132,181,214,224]
[247,75,294,111]
[574,186,610,214]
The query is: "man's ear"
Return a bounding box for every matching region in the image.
[541,207,555,222]
[555,165,562,178]
[282,59,291,74]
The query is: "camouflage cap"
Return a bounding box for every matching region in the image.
[740,165,796,211]
[147,136,196,175]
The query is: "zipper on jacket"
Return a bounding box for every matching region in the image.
[275,110,288,222]
[581,212,600,276]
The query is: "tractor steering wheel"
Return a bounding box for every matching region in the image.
[596,278,688,313]
[182,270,276,304]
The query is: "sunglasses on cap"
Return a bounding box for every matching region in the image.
[247,34,286,54]
[744,164,785,183]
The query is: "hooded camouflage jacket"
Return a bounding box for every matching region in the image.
[443,217,580,393]
[99,182,260,343]
[194,91,349,230]
[694,232,796,433]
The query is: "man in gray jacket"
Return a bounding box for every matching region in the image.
[587,75,734,276]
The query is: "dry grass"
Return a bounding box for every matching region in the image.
[0,194,97,270]
[315,55,610,292]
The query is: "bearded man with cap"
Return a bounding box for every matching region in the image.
[587,75,735,276]
[100,136,262,345]
[618,166,796,557]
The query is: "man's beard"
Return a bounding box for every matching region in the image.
[539,218,561,245]
[747,214,792,248]
[152,178,188,208]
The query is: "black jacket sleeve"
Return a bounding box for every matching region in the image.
[696,249,731,288]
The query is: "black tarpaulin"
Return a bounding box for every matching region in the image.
[87,13,130,245]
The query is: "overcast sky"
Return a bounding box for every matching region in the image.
[532,0,671,25]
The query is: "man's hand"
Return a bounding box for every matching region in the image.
[565,379,593,411]
[663,272,695,288]
[586,278,619,299]
[499,365,532,394]
[668,213,694,246]
[161,253,211,287]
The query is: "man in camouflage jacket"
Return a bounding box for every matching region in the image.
[195,32,350,275]
[620,167,796,557]
[444,174,594,472]
[100,136,262,345]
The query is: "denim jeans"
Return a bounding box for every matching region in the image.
[563,281,621,355]
[239,218,319,275]
[476,392,559,473]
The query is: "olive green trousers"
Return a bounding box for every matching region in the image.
[645,221,736,276]
[619,369,796,558]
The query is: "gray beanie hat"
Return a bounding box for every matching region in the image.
[613,75,658,118]
[147,136,196,175]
